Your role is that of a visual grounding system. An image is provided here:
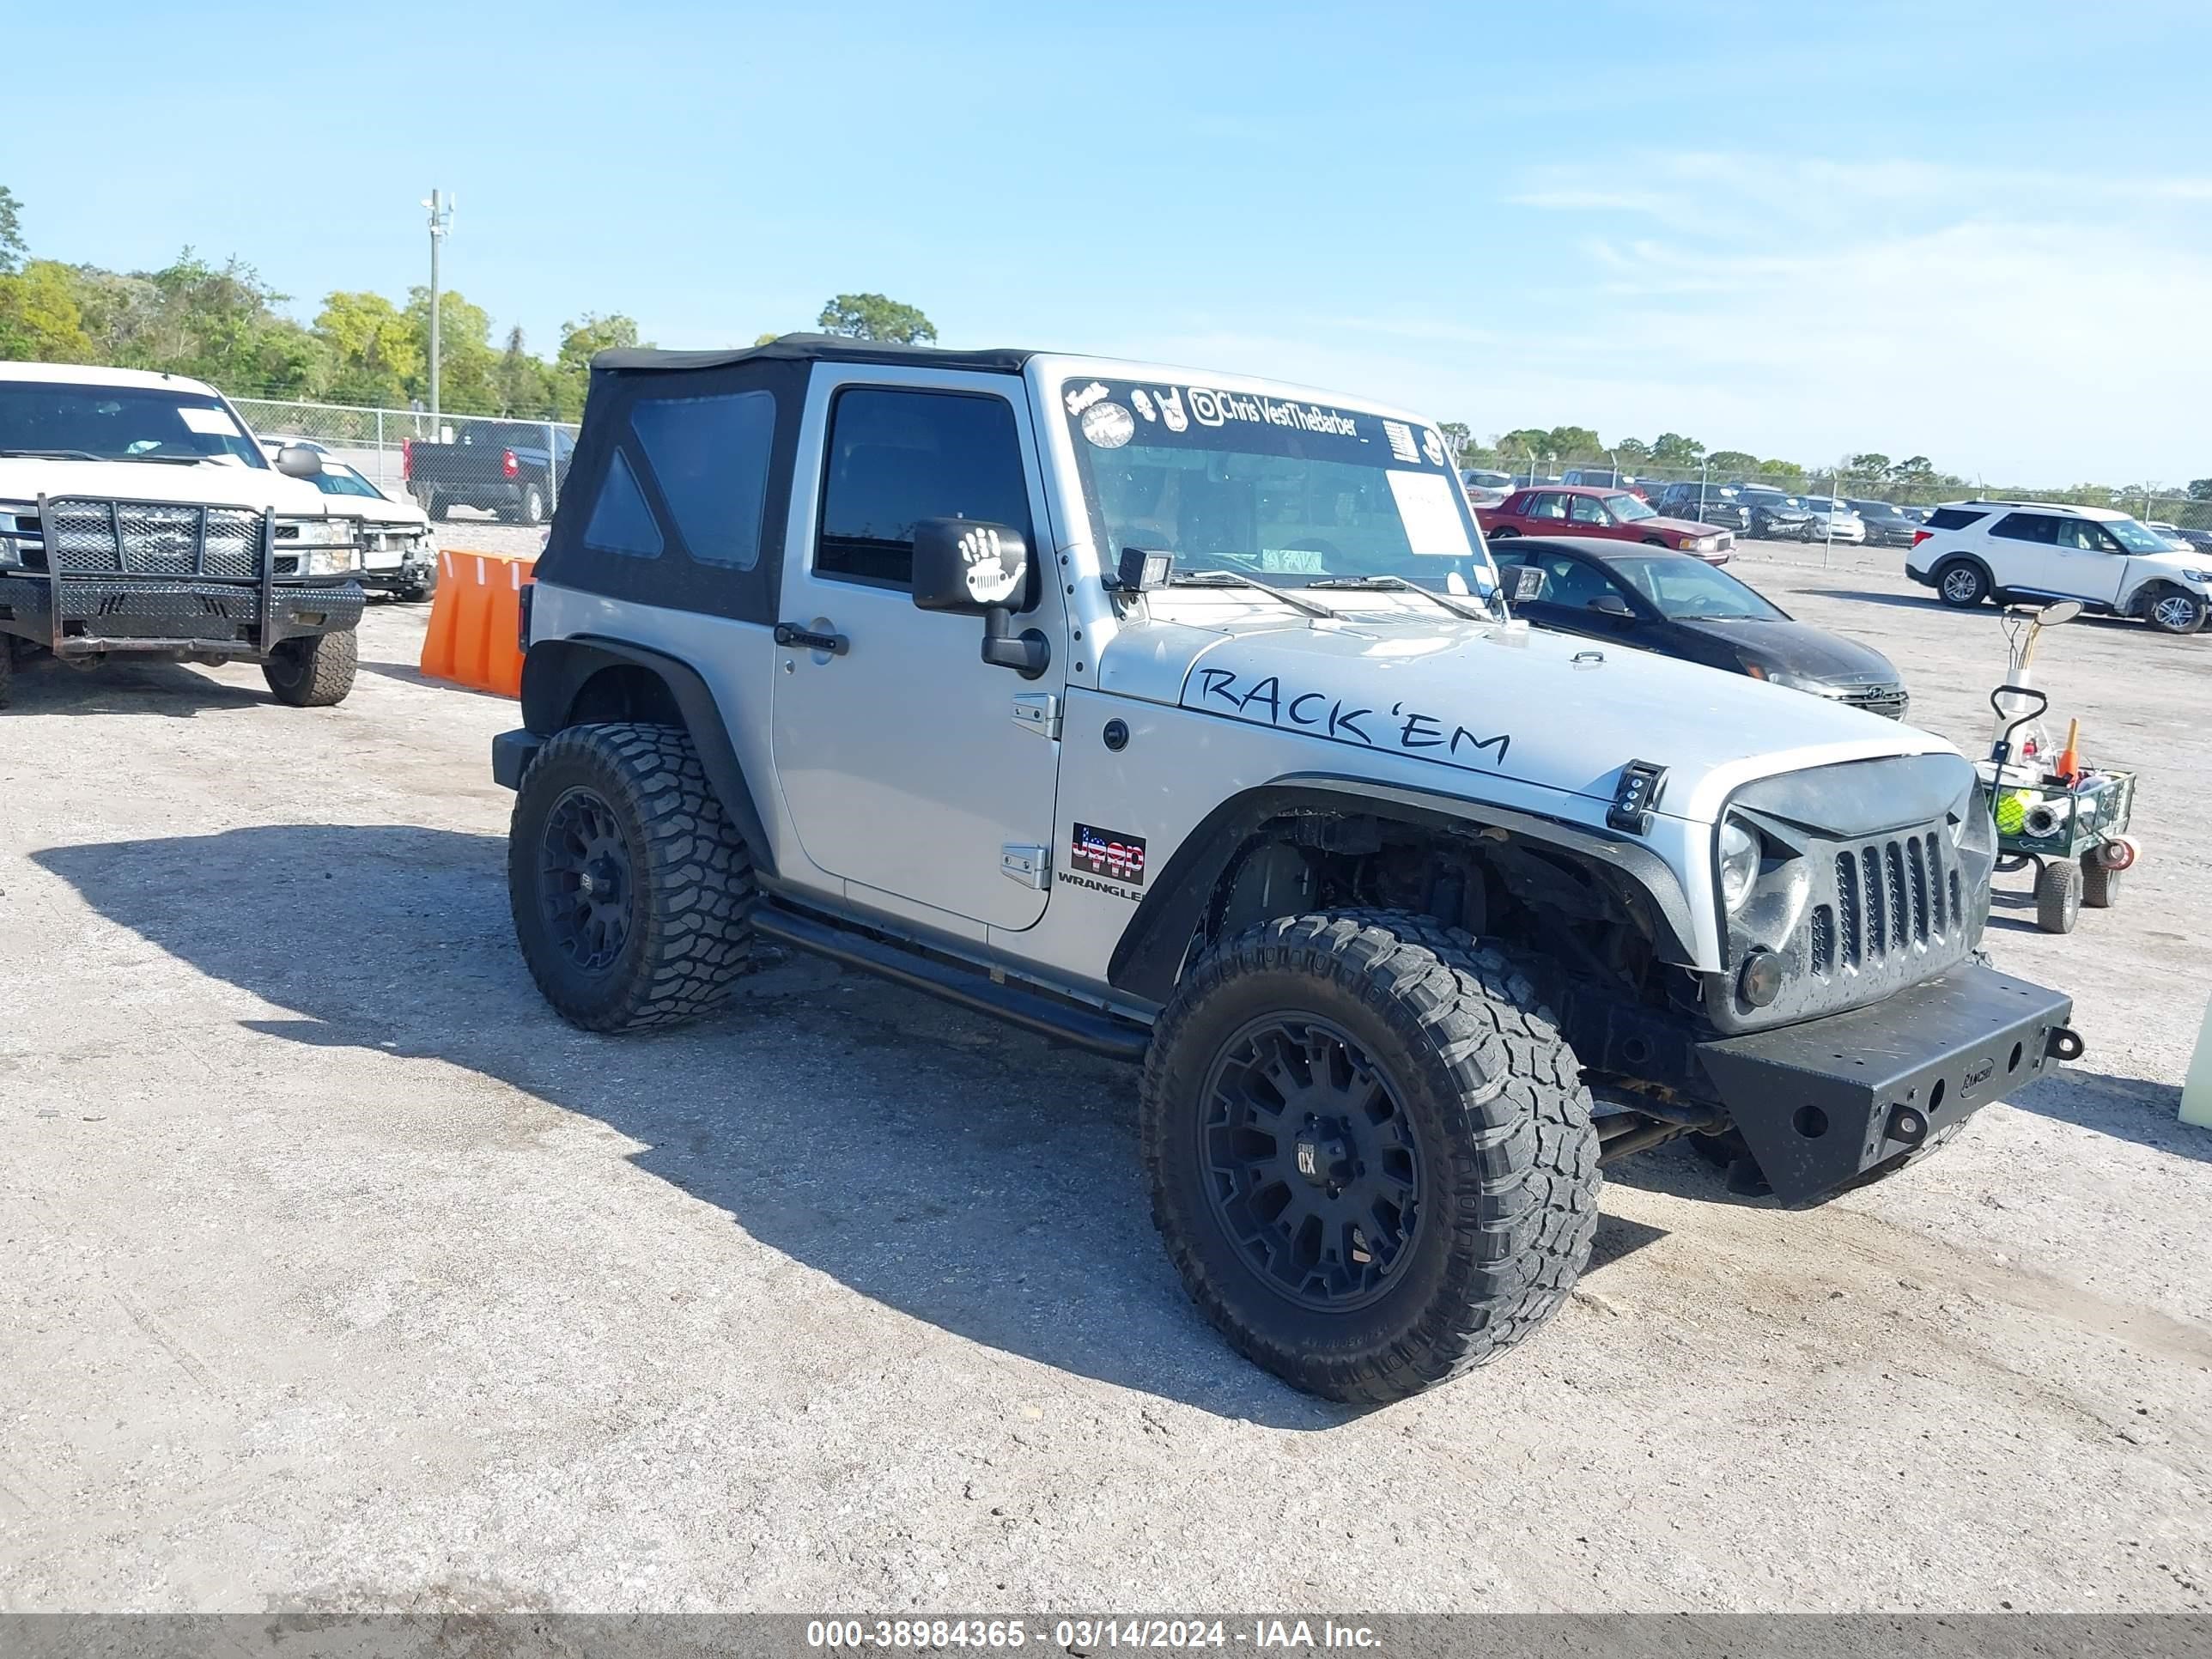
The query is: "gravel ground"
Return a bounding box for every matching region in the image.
[3,538,2208,1614]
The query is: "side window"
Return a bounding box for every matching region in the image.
[1990,513,2057,544]
[1568,495,1608,526]
[1926,507,1986,532]
[1527,492,1570,521]
[817,387,1033,589]
[582,449,665,560]
[1536,556,1618,608]
[629,390,775,568]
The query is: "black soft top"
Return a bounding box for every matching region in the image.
[591,332,1036,375]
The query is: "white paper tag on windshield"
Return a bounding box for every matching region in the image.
[178,406,240,436]
[1386,469,1474,556]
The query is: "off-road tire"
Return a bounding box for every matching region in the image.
[261,629,357,708]
[398,581,431,605]
[1140,910,1600,1404]
[1936,560,1990,608]
[2081,854,2121,908]
[508,721,756,1032]
[2142,585,2206,635]
[2035,856,2082,933]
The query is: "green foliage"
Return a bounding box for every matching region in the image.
[1437,421,1472,464]
[0,185,24,276]
[1613,437,1651,463]
[404,286,499,412]
[2187,479,2211,501]
[0,259,94,360]
[1649,432,1704,465]
[1705,449,1759,474]
[315,290,420,407]
[817,293,936,344]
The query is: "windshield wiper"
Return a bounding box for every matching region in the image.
[1164,568,1338,619]
[0,447,103,461]
[1308,574,1497,622]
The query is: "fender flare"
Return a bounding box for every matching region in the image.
[520,635,776,878]
[1104,774,1698,1005]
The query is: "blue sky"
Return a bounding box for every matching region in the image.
[9,0,2208,482]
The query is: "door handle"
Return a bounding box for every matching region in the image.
[774,622,848,655]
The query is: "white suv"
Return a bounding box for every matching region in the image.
[1905,499,2212,634]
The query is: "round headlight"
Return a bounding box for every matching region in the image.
[1718,818,1759,913]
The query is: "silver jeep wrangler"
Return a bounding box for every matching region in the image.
[492,335,2080,1402]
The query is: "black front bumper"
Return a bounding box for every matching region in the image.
[0,570,363,659]
[1695,963,2078,1206]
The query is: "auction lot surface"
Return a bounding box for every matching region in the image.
[3,538,2209,1613]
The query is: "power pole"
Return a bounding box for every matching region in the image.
[422,190,454,422]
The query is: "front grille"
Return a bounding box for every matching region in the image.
[1840,684,1910,720]
[42,500,264,580]
[1825,830,1963,975]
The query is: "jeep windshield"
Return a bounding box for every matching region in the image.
[1060,377,1499,605]
[0,382,268,467]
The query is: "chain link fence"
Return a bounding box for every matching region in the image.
[233,398,580,525]
[228,394,2209,539]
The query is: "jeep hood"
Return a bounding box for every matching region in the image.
[1100,614,1953,824]
[0,456,343,515]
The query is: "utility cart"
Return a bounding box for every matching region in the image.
[1978,602,2141,935]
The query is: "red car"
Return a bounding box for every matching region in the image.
[1478,484,1735,562]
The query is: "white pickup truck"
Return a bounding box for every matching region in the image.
[0,362,369,708]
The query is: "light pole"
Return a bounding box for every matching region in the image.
[422,190,454,422]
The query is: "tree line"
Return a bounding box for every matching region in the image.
[0,185,644,419]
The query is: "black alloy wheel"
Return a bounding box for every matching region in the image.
[1198,1014,1423,1314]
[539,786,635,973]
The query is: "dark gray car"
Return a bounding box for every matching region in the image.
[1848,499,1924,549]
[1489,535,1911,718]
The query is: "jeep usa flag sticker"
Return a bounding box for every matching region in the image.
[1070,823,1146,887]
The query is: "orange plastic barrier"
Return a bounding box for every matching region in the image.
[419,549,537,697]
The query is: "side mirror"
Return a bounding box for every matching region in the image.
[2038,600,2082,625]
[1589,593,1637,619]
[913,517,1030,615]
[273,444,325,479]
[911,517,1051,679]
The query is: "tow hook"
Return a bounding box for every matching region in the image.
[2045,1027,2085,1062]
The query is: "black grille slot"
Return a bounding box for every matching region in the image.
[1862,846,1886,957]
[1949,869,1961,929]
[1906,837,1929,943]
[1835,853,1862,967]
[1884,842,1908,949]
[1810,905,1835,976]
[1926,836,1946,938]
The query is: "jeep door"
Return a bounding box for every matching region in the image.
[770,368,1066,931]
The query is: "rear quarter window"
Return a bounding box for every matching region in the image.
[1926,507,1988,532]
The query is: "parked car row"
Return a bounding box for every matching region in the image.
[1469,473,1942,546]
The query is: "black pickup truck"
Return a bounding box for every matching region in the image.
[402,421,575,525]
